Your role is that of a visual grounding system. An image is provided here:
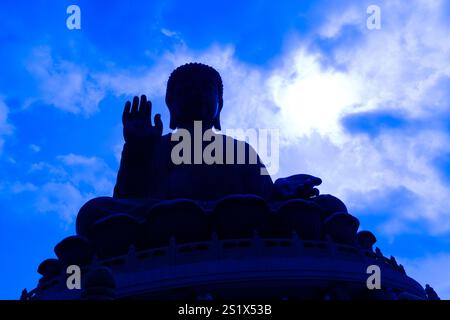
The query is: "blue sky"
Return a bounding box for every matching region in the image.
[1,0,450,299]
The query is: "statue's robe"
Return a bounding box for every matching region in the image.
[76,133,273,236]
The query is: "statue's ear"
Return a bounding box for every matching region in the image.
[213,114,221,131]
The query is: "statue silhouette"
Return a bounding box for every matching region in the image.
[76,63,277,236]
[76,63,325,237]
[113,63,273,200]
[31,64,435,301]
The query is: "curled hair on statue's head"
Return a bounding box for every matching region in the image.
[165,62,224,130]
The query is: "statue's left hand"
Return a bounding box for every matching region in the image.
[272,174,322,200]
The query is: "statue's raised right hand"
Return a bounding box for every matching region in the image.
[122,95,163,146]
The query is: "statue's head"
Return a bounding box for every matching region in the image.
[165,63,223,130]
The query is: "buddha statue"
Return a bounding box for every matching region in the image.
[76,63,336,238]
[76,63,274,236]
[114,63,273,200]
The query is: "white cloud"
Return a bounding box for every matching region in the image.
[296,0,450,235]
[0,98,13,154]
[161,28,178,38]
[332,0,450,119]
[95,61,171,99]
[58,153,100,167]
[30,154,116,223]
[56,153,116,194]
[11,182,38,194]
[29,144,41,153]
[26,46,106,115]
[318,6,362,38]
[267,49,362,142]
[35,182,91,225]
[29,161,68,178]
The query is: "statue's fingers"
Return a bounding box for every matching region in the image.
[131,96,139,116]
[145,100,152,123]
[139,95,147,115]
[122,100,131,124]
[311,176,322,186]
[303,178,315,188]
[154,113,163,135]
[309,188,320,197]
[304,177,322,189]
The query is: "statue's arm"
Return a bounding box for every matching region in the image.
[113,141,156,198]
[113,95,163,199]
